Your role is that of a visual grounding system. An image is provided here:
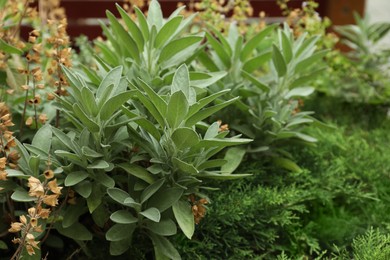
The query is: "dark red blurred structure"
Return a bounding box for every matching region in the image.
[23,0,366,39]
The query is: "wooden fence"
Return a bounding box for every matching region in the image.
[23,0,365,39]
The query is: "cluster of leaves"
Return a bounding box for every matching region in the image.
[96,2,326,172]
[175,98,390,259]
[198,21,327,169]
[316,13,390,104]
[276,1,390,104]
[3,0,389,259]
[1,1,254,258]
[333,228,390,260]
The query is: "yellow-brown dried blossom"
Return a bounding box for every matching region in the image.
[32,69,43,82]
[25,233,39,255]
[28,207,36,216]
[54,87,68,96]
[12,238,21,244]
[0,171,7,180]
[48,179,62,194]
[0,157,6,169]
[47,67,54,75]
[28,94,42,105]
[25,116,33,126]
[30,217,38,227]
[38,113,48,124]
[28,35,36,43]
[26,52,41,63]
[43,194,59,207]
[8,222,23,233]
[27,176,44,197]
[3,130,14,140]
[17,68,28,74]
[47,92,55,100]
[37,206,50,219]
[43,169,54,179]
[0,102,19,171]
[40,0,65,21]
[20,215,27,225]
[26,245,35,256]
[30,29,40,37]
[2,118,14,128]
[6,89,15,95]
[8,150,20,164]
[123,0,146,14]
[0,156,7,180]
[217,120,229,132]
[189,194,209,224]
[5,137,16,149]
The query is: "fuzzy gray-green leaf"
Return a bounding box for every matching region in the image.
[140,207,161,222]
[166,91,188,128]
[272,44,287,77]
[110,210,138,224]
[173,200,194,239]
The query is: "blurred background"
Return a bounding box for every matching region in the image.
[25,0,384,40]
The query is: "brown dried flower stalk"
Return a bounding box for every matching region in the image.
[0,102,19,181]
[19,29,44,136]
[45,17,71,127]
[9,166,62,259]
[0,0,37,70]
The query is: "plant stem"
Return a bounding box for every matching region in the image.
[10,221,32,260]
[19,62,30,139]
[11,0,30,40]
[32,77,38,128]
[41,189,69,244]
[55,47,62,128]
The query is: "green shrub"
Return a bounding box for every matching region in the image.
[1,1,252,258]
[333,228,390,260]
[199,22,327,169]
[2,1,389,259]
[176,105,390,258]
[317,13,390,104]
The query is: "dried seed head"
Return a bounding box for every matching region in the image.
[38,207,51,219]
[30,218,38,227]
[30,29,40,37]
[43,169,54,179]
[8,222,23,233]
[28,207,36,217]
[47,93,55,100]
[48,179,62,194]
[0,157,6,169]
[0,171,6,180]
[20,215,27,225]
[33,225,43,233]
[8,150,20,162]
[26,244,35,255]
[43,194,59,207]
[27,176,44,197]
[39,114,48,124]
[28,36,36,43]
[12,238,21,244]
